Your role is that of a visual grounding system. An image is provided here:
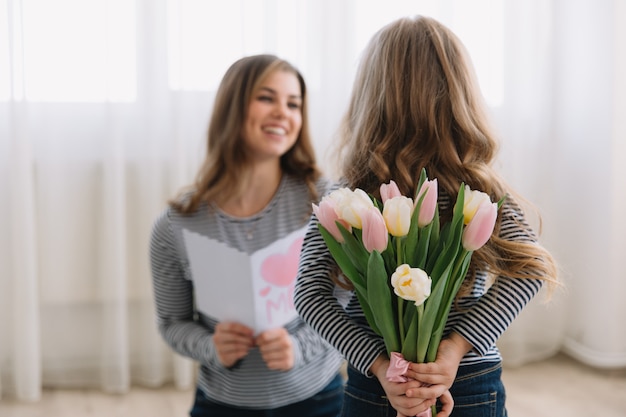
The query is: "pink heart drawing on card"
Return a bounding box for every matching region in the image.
[260,237,304,289]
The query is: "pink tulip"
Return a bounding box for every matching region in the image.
[312,200,351,243]
[462,201,497,251]
[380,180,402,203]
[415,179,438,227]
[361,207,389,253]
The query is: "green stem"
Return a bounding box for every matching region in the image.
[396,237,403,265]
[398,298,405,343]
[396,237,405,348]
[416,303,425,362]
[451,249,469,280]
[443,249,470,303]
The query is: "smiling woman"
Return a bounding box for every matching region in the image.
[148,54,345,416]
[242,71,302,166]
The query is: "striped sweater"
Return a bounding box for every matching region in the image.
[149,175,343,409]
[294,186,544,376]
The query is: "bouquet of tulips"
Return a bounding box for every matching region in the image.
[313,169,504,415]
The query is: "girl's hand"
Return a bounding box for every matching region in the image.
[370,355,437,417]
[255,327,295,371]
[213,322,255,367]
[435,389,454,417]
[405,332,472,399]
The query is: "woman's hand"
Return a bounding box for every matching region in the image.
[213,322,254,367]
[255,327,294,371]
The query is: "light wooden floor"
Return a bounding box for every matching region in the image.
[1,353,624,416]
[502,353,626,416]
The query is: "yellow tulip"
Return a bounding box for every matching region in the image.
[462,185,492,225]
[336,188,374,229]
[382,196,413,237]
[390,264,431,307]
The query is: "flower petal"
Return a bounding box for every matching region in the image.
[462,201,497,251]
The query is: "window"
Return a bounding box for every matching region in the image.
[2,0,136,102]
[166,0,309,91]
[1,0,503,105]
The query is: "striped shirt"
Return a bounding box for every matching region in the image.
[294,185,544,376]
[149,175,344,409]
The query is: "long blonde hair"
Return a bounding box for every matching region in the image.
[172,54,320,213]
[336,16,558,293]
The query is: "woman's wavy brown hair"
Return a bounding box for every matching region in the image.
[334,16,558,295]
[171,54,321,213]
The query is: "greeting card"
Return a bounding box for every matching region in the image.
[182,227,306,333]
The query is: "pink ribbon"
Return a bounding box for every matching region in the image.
[386,351,411,382]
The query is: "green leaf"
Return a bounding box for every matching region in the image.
[354,286,382,336]
[317,224,382,336]
[337,223,369,276]
[402,299,416,330]
[401,310,419,362]
[417,263,452,362]
[426,252,472,363]
[369,193,383,210]
[367,251,400,354]
[404,193,425,266]
[452,182,466,220]
[427,184,466,280]
[381,242,396,273]
[496,193,507,209]
[415,221,433,269]
[318,224,364,287]
[428,208,440,254]
[426,221,448,273]
[415,168,428,199]
[404,168,429,266]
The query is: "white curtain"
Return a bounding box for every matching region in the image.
[1,0,624,403]
[494,0,626,369]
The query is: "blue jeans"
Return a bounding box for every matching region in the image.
[341,361,507,417]
[189,373,344,417]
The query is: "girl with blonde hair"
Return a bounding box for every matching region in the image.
[295,16,558,417]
